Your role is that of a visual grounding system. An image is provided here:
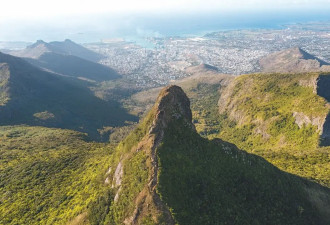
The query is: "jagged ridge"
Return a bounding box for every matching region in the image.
[102,85,330,225]
[7,40,119,82]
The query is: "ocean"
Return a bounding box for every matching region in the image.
[1,9,330,46]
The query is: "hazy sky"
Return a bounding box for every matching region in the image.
[1,0,330,43]
[2,0,330,20]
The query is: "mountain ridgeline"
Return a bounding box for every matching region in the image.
[317,74,330,145]
[10,39,103,62]
[96,85,330,225]
[0,52,136,140]
[259,47,330,73]
[8,39,120,82]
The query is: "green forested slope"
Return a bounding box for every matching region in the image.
[157,117,329,225]
[190,73,330,187]
[93,85,330,225]
[2,74,330,225]
[0,52,137,140]
[0,126,113,224]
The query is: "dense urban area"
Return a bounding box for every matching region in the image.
[85,22,330,87]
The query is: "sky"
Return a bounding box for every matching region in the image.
[1,0,330,43]
[2,0,330,20]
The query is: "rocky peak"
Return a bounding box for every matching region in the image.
[150,85,195,134]
[28,40,47,49]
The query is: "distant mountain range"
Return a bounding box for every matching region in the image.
[8,39,120,82]
[0,52,136,140]
[259,47,330,73]
[10,39,103,62]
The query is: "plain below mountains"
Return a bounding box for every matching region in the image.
[0,52,136,140]
[8,39,120,82]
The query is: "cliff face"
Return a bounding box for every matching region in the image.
[0,63,10,105]
[103,85,330,225]
[218,73,330,148]
[108,85,193,225]
[317,75,330,145]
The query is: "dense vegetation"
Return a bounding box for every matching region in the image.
[0,126,114,224]
[105,107,157,224]
[157,118,327,225]
[190,73,330,187]
[88,85,330,224]
[1,71,330,224]
[0,52,137,140]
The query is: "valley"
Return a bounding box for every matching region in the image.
[1,23,330,225]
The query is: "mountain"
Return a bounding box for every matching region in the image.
[0,52,136,140]
[10,39,103,62]
[185,63,219,75]
[129,68,232,116]
[96,85,330,225]
[215,72,330,186]
[318,74,330,146]
[25,52,120,82]
[1,84,329,224]
[9,40,119,82]
[127,71,330,188]
[47,39,104,62]
[259,47,330,73]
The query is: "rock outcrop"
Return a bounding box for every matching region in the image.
[109,85,193,225]
[218,73,330,147]
[317,75,330,145]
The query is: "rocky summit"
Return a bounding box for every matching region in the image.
[99,85,330,225]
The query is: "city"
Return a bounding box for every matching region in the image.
[86,22,330,88]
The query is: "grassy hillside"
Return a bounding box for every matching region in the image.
[92,85,330,225]
[157,117,329,225]
[1,85,330,225]
[0,52,137,140]
[190,73,330,187]
[128,72,330,187]
[26,52,120,82]
[0,126,114,224]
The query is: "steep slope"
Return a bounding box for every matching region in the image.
[99,85,330,225]
[9,40,51,59]
[25,52,120,82]
[48,39,103,62]
[0,63,10,105]
[317,74,330,145]
[0,52,136,140]
[8,40,118,82]
[185,63,219,75]
[216,73,330,186]
[128,72,233,116]
[259,47,330,73]
[0,125,114,224]
[10,39,103,62]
